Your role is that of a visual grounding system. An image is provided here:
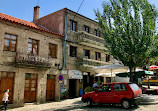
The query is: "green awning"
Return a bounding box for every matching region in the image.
[116,71,154,77]
[144,71,154,75]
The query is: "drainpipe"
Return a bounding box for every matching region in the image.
[59,9,68,70]
[63,10,68,69]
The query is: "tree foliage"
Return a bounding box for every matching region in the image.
[95,0,158,82]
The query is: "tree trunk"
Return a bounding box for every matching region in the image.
[129,67,135,83]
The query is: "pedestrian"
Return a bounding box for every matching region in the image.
[92,81,99,91]
[0,89,9,110]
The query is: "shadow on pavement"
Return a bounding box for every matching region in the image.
[41,101,139,111]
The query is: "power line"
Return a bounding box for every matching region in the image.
[73,0,85,20]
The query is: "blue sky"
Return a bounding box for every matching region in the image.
[0,0,158,24]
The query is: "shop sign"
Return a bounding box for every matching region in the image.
[68,70,83,79]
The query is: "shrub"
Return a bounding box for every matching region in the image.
[84,86,93,93]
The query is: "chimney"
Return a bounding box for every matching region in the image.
[33,6,40,24]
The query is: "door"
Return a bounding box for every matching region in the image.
[24,73,37,103]
[0,72,14,104]
[69,79,76,98]
[112,83,128,103]
[46,74,55,101]
[96,84,112,103]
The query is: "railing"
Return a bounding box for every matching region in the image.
[77,58,110,67]
[15,52,51,68]
[67,31,105,44]
[79,31,105,44]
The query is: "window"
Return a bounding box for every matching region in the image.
[95,52,101,61]
[105,54,110,62]
[98,84,112,92]
[113,84,127,91]
[95,29,100,37]
[4,33,17,52]
[28,38,39,54]
[128,83,139,91]
[83,49,90,59]
[70,45,77,57]
[83,25,90,33]
[49,44,57,58]
[70,20,77,31]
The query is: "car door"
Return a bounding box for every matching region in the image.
[95,84,112,103]
[112,83,127,103]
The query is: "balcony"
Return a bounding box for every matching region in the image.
[15,52,51,68]
[79,31,105,44]
[67,31,106,49]
[77,58,110,68]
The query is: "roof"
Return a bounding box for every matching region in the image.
[0,12,64,37]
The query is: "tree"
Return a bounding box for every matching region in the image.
[95,0,158,82]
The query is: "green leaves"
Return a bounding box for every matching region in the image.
[95,0,158,69]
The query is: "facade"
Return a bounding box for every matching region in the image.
[0,6,121,107]
[0,10,63,107]
[37,8,118,97]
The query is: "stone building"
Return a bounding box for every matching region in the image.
[0,8,64,107]
[36,8,117,97]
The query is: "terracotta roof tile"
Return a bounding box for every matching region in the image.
[0,12,64,37]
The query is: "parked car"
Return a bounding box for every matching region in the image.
[81,82,142,109]
[142,87,158,95]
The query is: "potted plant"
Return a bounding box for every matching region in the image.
[64,91,69,99]
[84,86,93,94]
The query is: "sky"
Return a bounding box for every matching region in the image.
[0,0,158,24]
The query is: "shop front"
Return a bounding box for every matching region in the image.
[68,70,83,98]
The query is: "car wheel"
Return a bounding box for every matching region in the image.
[121,100,131,109]
[87,98,93,106]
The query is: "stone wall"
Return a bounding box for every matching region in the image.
[0,20,63,106]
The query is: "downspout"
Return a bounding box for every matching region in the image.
[60,9,68,70]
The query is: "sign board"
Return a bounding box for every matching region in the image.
[59,75,63,81]
[61,70,67,75]
[68,70,83,79]
[59,81,63,83]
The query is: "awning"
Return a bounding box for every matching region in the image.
[68,70,83,79]
[116,70,154,77]
[93,64,128,74]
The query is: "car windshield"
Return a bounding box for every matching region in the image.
[128,83,139,91]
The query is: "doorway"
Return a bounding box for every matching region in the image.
[24,73,37,103]
[69,79,76,98]
[0,72,14,104]
[46,74,55,101]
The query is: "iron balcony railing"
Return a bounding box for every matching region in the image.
[80,31,105,44]
[77,58,110,67]
[67,31,105,44]
[15,52,51,68]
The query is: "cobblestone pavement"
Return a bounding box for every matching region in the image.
[8,97,158,111]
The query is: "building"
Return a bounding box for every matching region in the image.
[36,8,116,97]
[0,6,64,107]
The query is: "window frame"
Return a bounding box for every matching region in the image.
[83,49,90,59]
[95,29,100,37]
[105,54,110,62]
[3,33,17,52]
[70,20,77,32]
[83,25,90,33]
[28,38,39,55]
[49,43,57,58]
[95,52,101,61]
[70,45,77,57]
